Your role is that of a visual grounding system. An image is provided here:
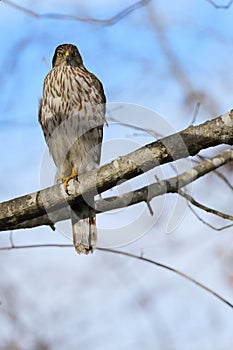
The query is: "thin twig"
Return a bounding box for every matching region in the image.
[190,102,201,125]
[0,244,73,250]
[188,205,233,231]
[206,0,233,9]
[197,154,233,191]
[2,0,152,26]
[107,116,162,138]
[179,191,233,221]
[97,247,233,309]
[213,169,233,190]
[0,243,232,309]
[146,200,154,215]
[9,231,15,248]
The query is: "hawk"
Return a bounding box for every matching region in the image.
[39,43,106,254]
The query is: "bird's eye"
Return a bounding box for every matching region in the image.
[57,52,63,57]
[71,52,77,57]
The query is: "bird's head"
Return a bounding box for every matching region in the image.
[52,44,83,68]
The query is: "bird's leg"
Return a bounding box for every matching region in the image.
[59,167,78,194]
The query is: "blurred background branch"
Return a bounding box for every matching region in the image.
[2,0,152,25]
[206,0,233,9]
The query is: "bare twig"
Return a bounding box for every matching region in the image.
[190,102,201,125]
[197,154,233,190]
[179,191,233,221]
[0,244,72,250]
[146,200,154,215]
[2,0,151,26]
[0,243,232,309]
[188,204,233,231]
[107,116,163,138]
[97,247,233,309]
[9,231,15,248]
[206,0,233,9]
[213,169,233,190]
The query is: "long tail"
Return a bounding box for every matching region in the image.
[71,201,97,255]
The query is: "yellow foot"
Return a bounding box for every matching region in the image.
[59,168,78,193]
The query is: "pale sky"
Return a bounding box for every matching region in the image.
[0,1,233,349]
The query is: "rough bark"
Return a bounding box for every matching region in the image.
[0,110,233,231]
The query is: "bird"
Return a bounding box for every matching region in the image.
[39,43,106,254]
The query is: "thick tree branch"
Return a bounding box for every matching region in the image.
[0,110,233,231]
[4,147,232,232]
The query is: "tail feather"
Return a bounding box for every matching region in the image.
[71,204,97,255]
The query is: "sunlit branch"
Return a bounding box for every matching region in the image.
[1,147,233,232]
[0,110,232,232]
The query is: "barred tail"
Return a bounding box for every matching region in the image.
[71,204,97,255]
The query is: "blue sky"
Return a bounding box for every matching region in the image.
[0,1,233,349]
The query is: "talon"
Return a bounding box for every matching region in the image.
[59,167,78,193]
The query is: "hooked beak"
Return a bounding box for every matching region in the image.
[65,51,70,63]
